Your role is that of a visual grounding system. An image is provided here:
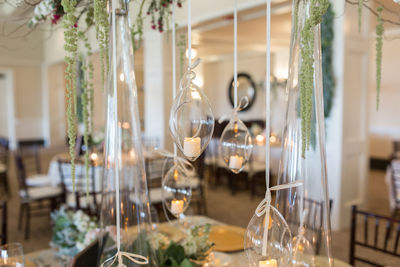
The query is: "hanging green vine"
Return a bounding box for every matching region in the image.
[61,0,78,190]
[299,0,329,158]
[321,4,335,119]
[78,30,94,195]
[358,0,363,32]
[94,0,109,89]
[376,6,384,111]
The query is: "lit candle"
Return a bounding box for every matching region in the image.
[171,200,184,215]
[184,137,201,158]
[229,155,243,169]
[259,259,277,267]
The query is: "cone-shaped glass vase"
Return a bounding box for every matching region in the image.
[99,1,157,266]
[275,0,333,266]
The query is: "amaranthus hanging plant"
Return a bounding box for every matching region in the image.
[94,0,109,89]
[61,0,78,189]
[376,6,384,111]
[299,0,329,157]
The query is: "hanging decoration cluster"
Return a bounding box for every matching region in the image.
[28,0,182,186]
[297,0,329,157]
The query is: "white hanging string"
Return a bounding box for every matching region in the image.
[172,0,178,159]
[233,0,238,108]
[102,1,148,265]
[265,0,271,191]
[111,0,121,255]
[187,0,192,69]
[261,0,272,257]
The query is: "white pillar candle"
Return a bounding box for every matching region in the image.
[171,200,184,215]
[184,137,201,158]
[259,259,277,267]
[229,155,243,169]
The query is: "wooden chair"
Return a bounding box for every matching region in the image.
[0,138,9,195]
[58,159,101,217]
[389,161,400,217]
[279,197,333,255]
[17,143,51,187]
[392,140,400,160]
[350,205,400,266]
[69,233,108,267]
[15,154,65,239]
[0,200,7,245]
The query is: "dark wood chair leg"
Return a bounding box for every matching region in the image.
[25,205,30,240]
[18,204,24,230]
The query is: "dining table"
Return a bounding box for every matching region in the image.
[25,215,352,267]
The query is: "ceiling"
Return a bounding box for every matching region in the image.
[192,2,292,60]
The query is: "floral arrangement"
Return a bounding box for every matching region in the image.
[153,224,214,267]
[50,206,98,257]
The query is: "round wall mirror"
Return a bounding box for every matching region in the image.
[228,73,257,112]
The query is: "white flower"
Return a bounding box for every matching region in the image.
[29,0,55,25]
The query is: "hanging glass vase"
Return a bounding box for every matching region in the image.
[219,97,253,174]
[99,0,157,266]
[274,0,333,266]
[169,60,215,161]
[245,204,293,267]
[161,161,192,218]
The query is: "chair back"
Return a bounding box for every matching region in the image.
[17,143,42,176]
[14,154,29,195]
[69,233,108,267]
[0,201,6,245]
[58,159,100,216]
[0,137,9,168]
[350,205,400,266]
[280,197,333,254]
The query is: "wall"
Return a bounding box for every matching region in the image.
[368,28,400,159]
[0,23,45,145]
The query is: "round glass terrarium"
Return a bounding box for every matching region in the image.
[161,162,192,218]
[219,107,252,174]
[169,65,214,162]
[245,206,292,267]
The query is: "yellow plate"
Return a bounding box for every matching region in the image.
[209,225,245,252]
[26,260,36,267]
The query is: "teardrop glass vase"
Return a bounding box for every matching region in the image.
[99,1,157,265]
[244,206,292,266]
[275,1,333,266]
[169,71,214,161]
[219,114,252,173]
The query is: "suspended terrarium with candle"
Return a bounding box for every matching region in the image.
[219,97,253,174]
[99,0,157,266]
[161,159,193,218]
[169,60,214,162]
[274,0,333,266]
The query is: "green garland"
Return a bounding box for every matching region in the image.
[61,0,78,190]
[358,0,363,33]
[94,0,109,89]
[299,0,329,158]
[376,6,384,111]
[78,30,94,195]
[321,4,335,118]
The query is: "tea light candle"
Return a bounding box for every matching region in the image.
[171,200,184,215]
[229,155,243,169]
[259,259,277,267]
[184,137,201,158]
